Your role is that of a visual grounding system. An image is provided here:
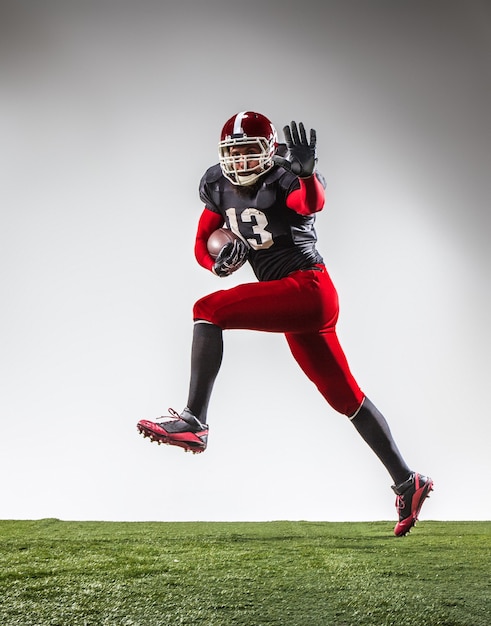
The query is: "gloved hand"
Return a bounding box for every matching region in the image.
[213,238,249,277]
[273,121,317,178]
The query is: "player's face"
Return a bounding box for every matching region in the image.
[228,144,262,177]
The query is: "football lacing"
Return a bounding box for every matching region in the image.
[395,495,406,511]
[154,408,180,422]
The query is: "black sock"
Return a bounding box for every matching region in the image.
[350,397,412,485]
[186,322,223,424]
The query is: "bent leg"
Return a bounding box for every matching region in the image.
[188,269,336,424]
[188,268,338,422]
[186,321,223,424]
[193,267,338,333]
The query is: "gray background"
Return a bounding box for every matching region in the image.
[1,0,490,522]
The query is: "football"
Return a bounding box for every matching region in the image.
[207,228,242,259]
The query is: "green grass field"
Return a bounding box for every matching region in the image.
[0,519,489,626]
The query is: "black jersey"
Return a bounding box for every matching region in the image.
[199,164,325,282]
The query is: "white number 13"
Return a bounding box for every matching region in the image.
[226,208,273,251]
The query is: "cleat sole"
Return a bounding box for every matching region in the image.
[137,423,206,454]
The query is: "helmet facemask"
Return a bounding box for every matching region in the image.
[219,136,275,186]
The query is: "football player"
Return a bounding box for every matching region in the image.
[137,112,433,536]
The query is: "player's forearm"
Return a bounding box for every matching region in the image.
[194,208,224,270]
[286,174,325,216]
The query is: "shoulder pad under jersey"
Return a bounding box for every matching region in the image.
[201,163,222,184]
[199,164,223,211]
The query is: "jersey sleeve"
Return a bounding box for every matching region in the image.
[285,172,326,216]
[194,207,225,270]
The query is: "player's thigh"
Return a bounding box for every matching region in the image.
[193,269,337,333]
[193,279,305,331]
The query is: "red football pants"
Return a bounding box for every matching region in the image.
[193,265,364,416]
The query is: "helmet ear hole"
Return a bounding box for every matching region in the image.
[218,111,278,186]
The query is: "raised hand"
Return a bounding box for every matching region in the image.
[273,121,317,178]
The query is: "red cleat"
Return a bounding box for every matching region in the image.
[137,408,208,454]
[392,472,434,536]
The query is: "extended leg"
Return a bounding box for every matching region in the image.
[354,400,434,535]
[286,330,433,534]
[350,397,411,485]
[286,330,411,484]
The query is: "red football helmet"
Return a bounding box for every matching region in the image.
[218,111,278,186]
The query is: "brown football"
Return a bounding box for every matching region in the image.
[207,228,242,259]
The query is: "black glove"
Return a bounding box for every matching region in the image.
[213,238,249,277]
[273,121,317,178]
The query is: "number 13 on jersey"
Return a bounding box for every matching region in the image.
[226,207,274,251]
